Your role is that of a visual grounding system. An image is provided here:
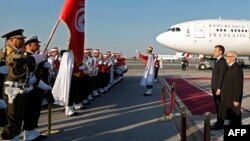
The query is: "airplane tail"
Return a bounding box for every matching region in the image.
[181,52,190,58]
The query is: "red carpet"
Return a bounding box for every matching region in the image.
[187,77,250,80]
[165,78,216,115]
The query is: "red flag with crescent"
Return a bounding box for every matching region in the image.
[60,0,85,64]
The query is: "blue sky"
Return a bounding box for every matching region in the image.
[1,0,250,57]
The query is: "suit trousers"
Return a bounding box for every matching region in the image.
[212,89,221,119]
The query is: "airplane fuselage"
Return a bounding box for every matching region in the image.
[156,19,250,56]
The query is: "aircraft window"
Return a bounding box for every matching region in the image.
[235,29,237,32]
[231,29,233,32]
[245,30,248,32]
[238,29,241,32]
[242,29,244,32]
[176,27,181,32]
[220,29,223,32]
[224,29,226,32]
[167,28,171,31]
[171,28,176,32]
[216,29,219,32]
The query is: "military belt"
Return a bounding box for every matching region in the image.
[4,81,25,87]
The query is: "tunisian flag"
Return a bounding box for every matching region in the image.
[60,0,85,63]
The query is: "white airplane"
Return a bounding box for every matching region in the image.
[156,18,250,56]
[158,52,190,62]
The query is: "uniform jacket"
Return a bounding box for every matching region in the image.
[5,46,36,82]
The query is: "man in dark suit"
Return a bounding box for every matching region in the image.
[210,45,227,130]
[218,51,243,126]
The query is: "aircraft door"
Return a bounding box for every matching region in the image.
[195,24,205,38]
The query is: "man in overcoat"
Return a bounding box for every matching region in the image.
[218,51,243,126]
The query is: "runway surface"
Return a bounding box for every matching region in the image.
[34,60,250,141]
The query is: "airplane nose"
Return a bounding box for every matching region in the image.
[156,32,175,50]
[156,33,165,44]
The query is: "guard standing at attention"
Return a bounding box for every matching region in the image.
[0,29,46,141]
[0,39,8,131]
[22,36,53,141]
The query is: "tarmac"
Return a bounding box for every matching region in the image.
[35,60,250,141]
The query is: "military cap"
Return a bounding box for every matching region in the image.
[1,29,26,39]
[24,36,41,45]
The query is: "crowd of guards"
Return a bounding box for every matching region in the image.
[0,29,128,141]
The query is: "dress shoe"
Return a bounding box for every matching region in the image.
[67,112,80,117]
[74,106,87,110]
[82,100,90,105]
[38,135,47,139]
[210,123,223,130]
[143,93,152,96]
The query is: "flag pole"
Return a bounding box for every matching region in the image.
[41,18,61,136]
[43,18,60,53]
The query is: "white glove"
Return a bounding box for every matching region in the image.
[0,65,9,74]
[108,62,112,66]
[0,99,7,109]
[32,54,45,64]
[37,80,52,90]
[136,49,139,54]
[98,60,103,65]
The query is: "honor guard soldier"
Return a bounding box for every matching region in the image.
[153,54,159,83]
[23,36,53,140]
[115,53,127,82]
[136,46,155,96]
[47,47,61,85]
[52,51,81,117]
[0,29,46,141]
[91,49,100,97]
[0,35,8,133]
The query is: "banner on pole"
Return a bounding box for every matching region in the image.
[60,0,85,64]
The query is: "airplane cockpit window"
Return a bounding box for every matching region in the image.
[167,28,171,31]
[169,27,181,32]
[176,27,181,32]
